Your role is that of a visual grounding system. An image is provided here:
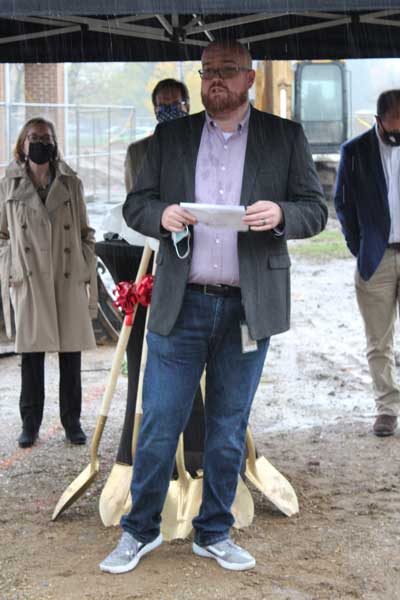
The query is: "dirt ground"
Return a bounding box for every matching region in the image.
[1,219,400,600]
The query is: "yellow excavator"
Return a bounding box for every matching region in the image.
[255,59,349,201]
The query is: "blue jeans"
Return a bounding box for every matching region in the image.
[121,288,269,546]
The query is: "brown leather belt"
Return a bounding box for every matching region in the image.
[388,243,400,251]
[187,283,241,298]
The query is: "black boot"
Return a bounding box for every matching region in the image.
[65,422,87,445]
[18,425,38,448]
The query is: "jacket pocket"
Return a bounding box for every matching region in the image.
[268,254,291,269]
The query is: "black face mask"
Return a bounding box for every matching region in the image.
[379,121,400,147]
[28,142,55,165]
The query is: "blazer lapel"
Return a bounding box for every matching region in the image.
[368,129,388,204]
[240,108,271,207]
[182,112,206,203]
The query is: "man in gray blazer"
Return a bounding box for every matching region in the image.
[100,40,327,575]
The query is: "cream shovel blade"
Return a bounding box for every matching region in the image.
[245,427,299,517]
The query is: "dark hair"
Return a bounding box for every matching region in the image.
[13,116,59,162]
[377,90,400,120]
[151,78,190,108]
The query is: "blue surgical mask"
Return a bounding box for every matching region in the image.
[156,103,188,123]
[172,225,190,259]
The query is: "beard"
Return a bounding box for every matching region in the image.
[201,83,248,114]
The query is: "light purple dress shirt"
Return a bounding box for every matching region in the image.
[188,107,250,286]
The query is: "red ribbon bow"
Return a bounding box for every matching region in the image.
[113,274,154,325]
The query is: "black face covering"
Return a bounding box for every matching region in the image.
[28,142,55,165]
[379,121,400,147]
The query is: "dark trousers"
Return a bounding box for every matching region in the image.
[20,352,82,432]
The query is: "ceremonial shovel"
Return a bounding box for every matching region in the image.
[160,433,203,540]
[51,242,152,521]
[161,372,254,539]
[245,426,299,517]
[103,365,254,536]
[99,300,150,526]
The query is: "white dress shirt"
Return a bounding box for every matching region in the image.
[376,124,400,243]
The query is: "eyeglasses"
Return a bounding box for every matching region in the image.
[27,133,54,144]
[198,66,252,80]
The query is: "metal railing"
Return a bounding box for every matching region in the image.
[0,101,153,206]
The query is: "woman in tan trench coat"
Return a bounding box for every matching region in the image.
[0,117,98,448]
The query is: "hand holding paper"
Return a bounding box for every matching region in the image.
[180,203,248,232]
[243,200,283,231]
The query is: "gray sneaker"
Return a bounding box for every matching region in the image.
[99,531,163,574]
[192,538,255,571]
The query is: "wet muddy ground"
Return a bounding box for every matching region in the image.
[1,220,400,600]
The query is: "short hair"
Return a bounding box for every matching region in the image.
[13,116,59,162]
[151,78,190,108]
[377,90,400,120]
[202,40,253,68]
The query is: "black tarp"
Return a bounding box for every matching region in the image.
[1,1,400,15]
[0,1,399,61]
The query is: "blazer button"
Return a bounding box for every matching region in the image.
[64,247,71,254]
[64,224,71,230]
[64,272,70,279]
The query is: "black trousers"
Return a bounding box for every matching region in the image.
[20,352,82,432]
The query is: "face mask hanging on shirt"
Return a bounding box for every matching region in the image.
[172,225,191,259]
[156,103,188,124]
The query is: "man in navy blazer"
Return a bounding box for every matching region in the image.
[334,89,400,437]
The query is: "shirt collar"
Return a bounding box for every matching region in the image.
[205,104,251,135]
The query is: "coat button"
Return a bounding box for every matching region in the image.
[21,223,27,229]
[64,224,71,230]
[64,247,71,254]
[27,270,32,277]
[24,246,30,253]
[64,272,70,278]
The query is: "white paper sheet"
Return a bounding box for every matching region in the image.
[181,203,248,231]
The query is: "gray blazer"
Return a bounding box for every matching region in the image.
[124,135,152,193]
[123,107,327,340]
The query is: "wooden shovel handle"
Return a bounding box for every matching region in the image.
[175,433,191,483]
[131,246,157,458]
[245,427,258,471]
[88,242,152,469]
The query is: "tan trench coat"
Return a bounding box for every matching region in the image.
[0,159,97,353]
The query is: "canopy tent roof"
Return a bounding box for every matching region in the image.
[0,1,400,62]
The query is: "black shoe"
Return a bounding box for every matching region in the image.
[373,414,398,437]
[18,428,38,448]
[65,424,87,445]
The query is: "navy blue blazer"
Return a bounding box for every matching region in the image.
[334,127,390,281]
